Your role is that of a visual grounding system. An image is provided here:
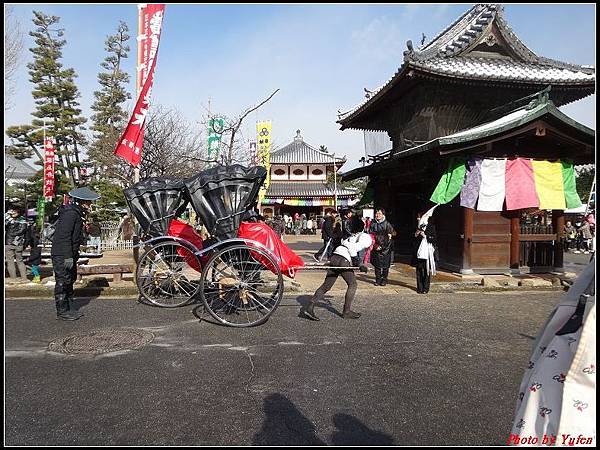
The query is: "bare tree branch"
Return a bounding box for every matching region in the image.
[4,6,25,110]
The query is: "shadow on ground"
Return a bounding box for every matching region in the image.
[294,294,342,318]
[253,393,395,445]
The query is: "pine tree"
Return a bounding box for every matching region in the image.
[5,11,87,186]
[88,21,133,187]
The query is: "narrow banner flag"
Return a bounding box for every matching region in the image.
[37,198,45,230]
[256,121,272,204]
[43,138,56,201]
[114,4,165,166]
[249,141,258,166]
[207,118,224,163]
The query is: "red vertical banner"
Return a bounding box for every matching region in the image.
[114,4,165,167]
[43,138,55,201]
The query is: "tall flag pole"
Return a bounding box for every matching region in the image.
[256,121,272,207]
[114,3,165,177]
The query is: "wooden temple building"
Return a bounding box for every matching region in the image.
[339,4,595,274]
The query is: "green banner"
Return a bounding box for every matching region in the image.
[208,118,225,163]
[37,197,45,230]
[430,157,467,204]
[561,160,582,209]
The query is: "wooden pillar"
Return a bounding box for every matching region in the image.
[461,207,474,274]
[510,210,521,273]
[552,209,565,271]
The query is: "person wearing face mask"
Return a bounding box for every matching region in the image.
[51,187,100,321]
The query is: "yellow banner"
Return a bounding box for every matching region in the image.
[532,160,566,210]
[256,121,272,204]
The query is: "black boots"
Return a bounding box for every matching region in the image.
[55,295,83,321]
[300,302,320,321]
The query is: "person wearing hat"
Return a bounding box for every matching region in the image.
[51,186,100,321]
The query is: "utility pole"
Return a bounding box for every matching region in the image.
[333,152,338,211]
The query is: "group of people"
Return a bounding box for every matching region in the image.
[5,207,42,284]
[301,207,438,321]
[282,213,319,235]
[5,187,102,321]
[564,212,595,254]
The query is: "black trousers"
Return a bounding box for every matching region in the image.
[310,254,357,313]
[374,266,389,282]
[415,259,430,293]
[51,255,78,300]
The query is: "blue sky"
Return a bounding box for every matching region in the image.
[5,3,596,171]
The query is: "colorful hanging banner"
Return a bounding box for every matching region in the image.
[505,158,539,211]
[114,4,165,167]
[256,121,272,204]
[532,160,566,210]
[43,138,55,201]
[433,157,580,212]
[207,118,224,163]
[460,157,483,209]
[561,160,582,209]
[478,159,507,211]
[430,157,466,204]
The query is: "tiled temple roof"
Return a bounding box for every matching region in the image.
[271,130,345,165]
[338,4,595,126]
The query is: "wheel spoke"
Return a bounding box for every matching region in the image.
[200,245,283,326]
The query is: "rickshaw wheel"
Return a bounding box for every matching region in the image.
[136,240,202,308]
[199,244,283,327]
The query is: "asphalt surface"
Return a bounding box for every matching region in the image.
[5,289,564,446]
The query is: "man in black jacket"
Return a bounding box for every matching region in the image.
[340,209,354,239]
[51,187,100,321]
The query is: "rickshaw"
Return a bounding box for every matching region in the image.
[124,165,284,327]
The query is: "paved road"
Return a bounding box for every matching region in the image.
[563,251,594,275]
[6,290,563,446]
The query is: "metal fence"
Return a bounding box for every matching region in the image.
[100,240,134,251]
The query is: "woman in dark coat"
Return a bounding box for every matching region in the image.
[369,207,395,286]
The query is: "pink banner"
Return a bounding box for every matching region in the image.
[505,158,540,210]
[114,4,165,167]
[43,138,55,200]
